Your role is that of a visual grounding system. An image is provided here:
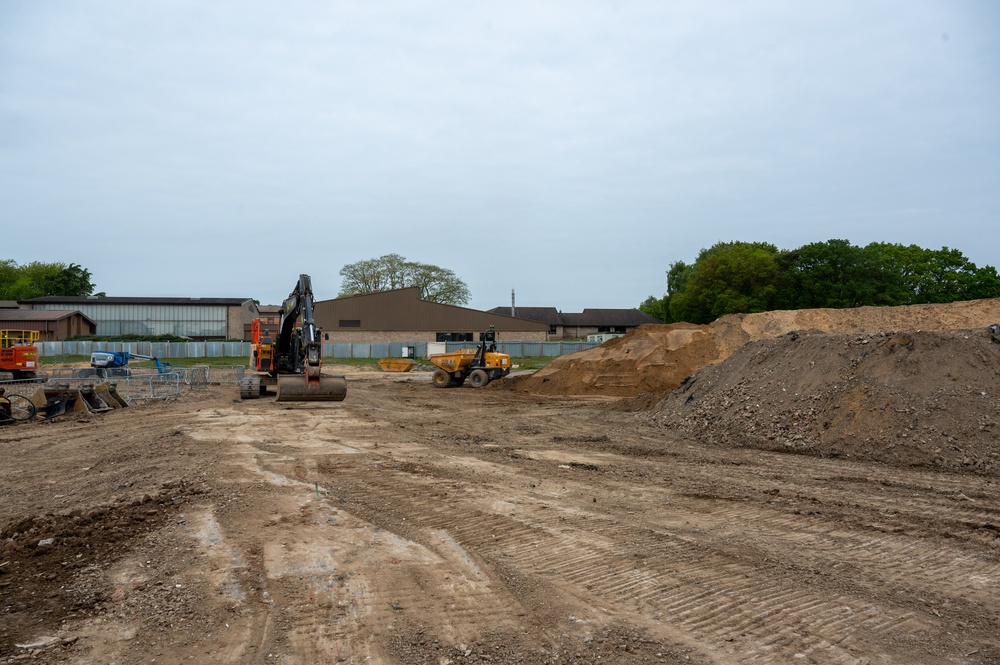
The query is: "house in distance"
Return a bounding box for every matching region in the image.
[487,306,661,340]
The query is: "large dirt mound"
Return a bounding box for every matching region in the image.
[652,328,1000,474]
[510,298,1000,397]
[508,322,719,397]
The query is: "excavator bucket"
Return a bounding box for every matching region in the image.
[275,374,347,402]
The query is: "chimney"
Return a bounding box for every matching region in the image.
[511,288,515,318]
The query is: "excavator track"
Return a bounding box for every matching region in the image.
[238,375,264,400]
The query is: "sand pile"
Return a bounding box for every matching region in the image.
[509,323,718,397]
[651,328,1000,474]
[510,298,1000,397]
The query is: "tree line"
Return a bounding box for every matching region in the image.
[0,260,97,301]
[640,240,1000,325]
[338,253,471,305]
[1,255,472,306]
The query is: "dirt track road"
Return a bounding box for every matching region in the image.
[2,370,998,664]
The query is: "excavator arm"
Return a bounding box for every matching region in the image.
[259,274,346,402]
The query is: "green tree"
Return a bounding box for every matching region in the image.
[964,265,1000,300]
[669,241,781,324]
[338,254,471,306]
[404,262,471,305]
[639,261,693,323]
[861,243,1000,305]
[658,239,1000,324]
[639,295,667,321]
[0,260,18,298]
[667,260,694,296]
[775,239,896,309]
[0,260,95,300]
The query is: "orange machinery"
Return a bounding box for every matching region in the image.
[0,330,40,380]
[239,274,346,402]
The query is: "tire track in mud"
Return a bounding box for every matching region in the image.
[318,459,945,664]
[217,447,537,661]
[201,382,1000,663]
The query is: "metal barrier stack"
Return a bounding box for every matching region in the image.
[0,364,248,412]
[117,373,184,403]
[202,365,245,386]
[0,377,47,399]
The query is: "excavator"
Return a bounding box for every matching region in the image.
[239,274,347,402]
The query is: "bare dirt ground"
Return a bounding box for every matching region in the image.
[2,347,999,663]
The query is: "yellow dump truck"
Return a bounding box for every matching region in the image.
[429,329,511,388]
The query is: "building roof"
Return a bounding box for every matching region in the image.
[490,307,562,325]
[488,306,661,327]
[316,288,548,332]
[569,309,662,326]
[0,308,97,325]
[24,296,255,306]
[0,300,20,309]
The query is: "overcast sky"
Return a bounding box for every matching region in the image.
[1,1,997,310]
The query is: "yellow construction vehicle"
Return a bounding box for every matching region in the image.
[429,327,510,388]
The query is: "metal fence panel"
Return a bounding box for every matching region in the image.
[385,342,425,358]
[541,342,563,356]
[205,365,244,385]
[0,378,46,398]
[119,373,184,404]
[498,342,521,357]
[35,339,606,360]
[223,342,246,358]
[520,343,544,357]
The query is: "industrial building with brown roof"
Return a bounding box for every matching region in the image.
[309,288,549,343]
[0,308,97,341]
[22,296,258,339]
[487,306,661,339]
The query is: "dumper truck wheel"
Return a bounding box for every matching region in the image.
[432,369,452,388]
[469,369,490,388]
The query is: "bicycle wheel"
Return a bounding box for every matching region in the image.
[2,394,36,421]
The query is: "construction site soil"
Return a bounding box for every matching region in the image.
[2,298,999,664]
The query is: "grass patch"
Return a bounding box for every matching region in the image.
[513,356,554,370]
